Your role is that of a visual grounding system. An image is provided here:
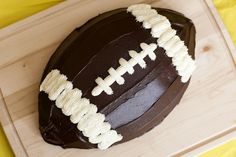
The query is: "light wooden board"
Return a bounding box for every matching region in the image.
[0,0,236,156]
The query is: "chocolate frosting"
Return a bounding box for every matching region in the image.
[38,7,196,149]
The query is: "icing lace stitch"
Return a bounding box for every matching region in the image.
[92,43,157,96]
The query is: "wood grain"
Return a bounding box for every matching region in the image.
[0,0,236,156]
[205,0,236,63]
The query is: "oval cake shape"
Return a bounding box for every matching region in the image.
[38,6,196,149]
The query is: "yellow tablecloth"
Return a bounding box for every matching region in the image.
[0,126,13,157]
[200,139,236,157]
[213,0,236,46]
[0,0,235,157]
[0,0,63,28]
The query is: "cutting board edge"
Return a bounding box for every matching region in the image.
[0,0,235,156]
[0,89,28,157]
[204,0,236,64]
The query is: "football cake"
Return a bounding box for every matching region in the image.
[38,4,196,150]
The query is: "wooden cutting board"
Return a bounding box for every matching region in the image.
[0,0,236,156]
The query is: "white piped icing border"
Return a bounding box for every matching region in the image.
[40,69,123,150]
[92,4,196,96]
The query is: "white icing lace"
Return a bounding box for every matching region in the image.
[92,4,196,96]
[92,43,157,96]
[40,69,123,150]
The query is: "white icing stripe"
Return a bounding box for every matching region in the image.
[92,43,157,96]
[40,69,123,150]
[127,4,196,83]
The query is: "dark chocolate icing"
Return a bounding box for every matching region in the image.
[38,7,196,149]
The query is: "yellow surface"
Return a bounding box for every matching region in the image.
[199,139,236,157]
[0,0,63,28]
[213,0,236,46]
[0,126,14,157]
[0,0,236,157]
